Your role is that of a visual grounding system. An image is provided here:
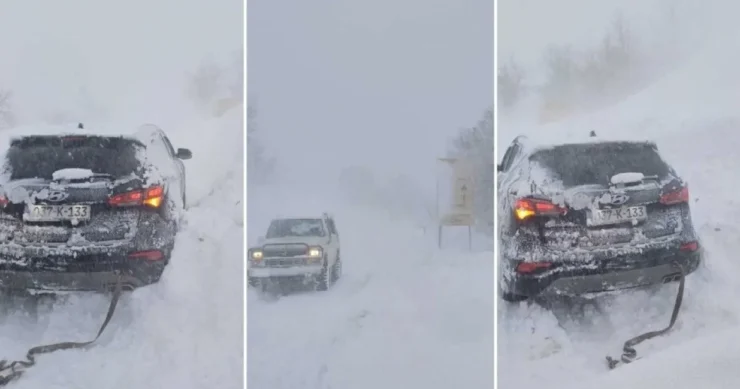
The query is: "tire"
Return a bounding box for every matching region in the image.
[249,277,268,292]
[331,253,343,283]
[162,243,175,266]
[501,291,529,303]
[314,260,330,291]
[499,282,528,303]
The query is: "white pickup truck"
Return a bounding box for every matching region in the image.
[248,213,342,291]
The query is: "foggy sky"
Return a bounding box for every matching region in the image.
[248,0,492,186]
[0,0,243,126]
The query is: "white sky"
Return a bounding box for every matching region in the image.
[248,0,493,185]
[497,0,713,82]
[0,0,243,125]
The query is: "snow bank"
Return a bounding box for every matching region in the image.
[499,7,740,389]
[575,328,740,389]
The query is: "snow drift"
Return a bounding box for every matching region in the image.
[498,12,740,389]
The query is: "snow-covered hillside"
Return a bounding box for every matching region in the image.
[498,10,740,389]
[0,108,244,389]
[247,182,493,389]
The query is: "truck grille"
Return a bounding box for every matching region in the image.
[263,244,308,258]
[264,257,309,268]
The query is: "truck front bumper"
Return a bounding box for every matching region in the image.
[248,265,323,278]
[248,255,324,278]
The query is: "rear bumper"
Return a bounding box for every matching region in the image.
[0,270,147,292]
[505,247,702,298]
[0,212,176,293]
[0,251,166,292]
[249,265,323,278]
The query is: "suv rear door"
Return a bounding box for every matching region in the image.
[520,142,688,249]
[0,135,153,244]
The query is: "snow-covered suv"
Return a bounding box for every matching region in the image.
[497,135,702,302]
[248,213,342,291]
[0,125,192,293]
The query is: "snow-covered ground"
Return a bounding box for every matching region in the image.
[498,17,740,389]
[247,183,493,389]
[0,107,244,388]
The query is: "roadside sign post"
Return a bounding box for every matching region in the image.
[436,158,474,250]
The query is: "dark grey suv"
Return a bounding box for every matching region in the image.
[497,135,702,302]
[0,125,192,293]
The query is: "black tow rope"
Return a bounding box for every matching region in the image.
[0,280,123,386]
[606,264,685,369]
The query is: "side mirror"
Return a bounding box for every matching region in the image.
[257,236,265,244]
[497,164,503,172]
[176,148,193,160]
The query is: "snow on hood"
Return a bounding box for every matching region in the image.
[260,236,330,247]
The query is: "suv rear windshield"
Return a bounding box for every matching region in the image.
[266,219,326,238]
[4,136,144,180]
[530,142,672,187]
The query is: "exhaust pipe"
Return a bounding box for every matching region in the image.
[105,283,136,292]
[662,273,682,283]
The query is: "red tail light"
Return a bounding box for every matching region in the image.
[109,186,164,208]
[128,250,164,261]
[514,198,567,221]
[0,195,8,208]
[660,186,689,205]
[680,241,699,252]
[516,261,552,274]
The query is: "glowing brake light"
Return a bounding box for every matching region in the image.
[680,241,699,252]
[514,198,567,221]
[143,186,164,208]
[516,261,552,274]
[660,186,689,205]
[128,250,164,261]
[109,185,164,208]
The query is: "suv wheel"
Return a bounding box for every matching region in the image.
[499,282,528,303]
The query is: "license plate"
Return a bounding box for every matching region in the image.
[25,205,91,222]
[588,205,647,227]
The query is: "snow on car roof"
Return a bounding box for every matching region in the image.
[271,216,325,221]
[517,131,658,156]
[4,123,141,147]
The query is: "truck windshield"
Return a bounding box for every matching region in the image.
[266,219,326,238]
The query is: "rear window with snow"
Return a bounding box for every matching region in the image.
[266,219,326,238]
[529,142,672,187]
[4,136,144,180]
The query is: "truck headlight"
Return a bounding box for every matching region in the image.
[308,247,322,258]
[251,250,263,260]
